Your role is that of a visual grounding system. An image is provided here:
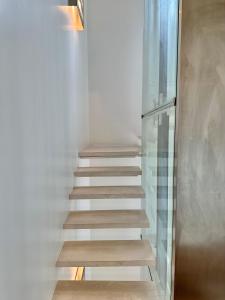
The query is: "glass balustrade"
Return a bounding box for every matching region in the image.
[143,0,178,113]
[142,0,179,299]
[142,106,176,299]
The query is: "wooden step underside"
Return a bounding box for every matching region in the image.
[63,210,149,229]
[79,146,141,158]
[56,240,155,267]
[53,281,161,300]
[69,186,145,200]
[75,166,142,177]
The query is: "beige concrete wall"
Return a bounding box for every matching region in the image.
[175,1,225,299]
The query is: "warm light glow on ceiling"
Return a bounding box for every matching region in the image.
[58,6,84,31]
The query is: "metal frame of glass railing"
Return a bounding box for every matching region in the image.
[141,98,176,119]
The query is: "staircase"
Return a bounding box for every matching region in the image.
[53,145,158,300]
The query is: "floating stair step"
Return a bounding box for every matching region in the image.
[75,166,142,177]
[63,210,149,229]
[79,145,141,158]
[53,280,160,300]
[56,240,154,267]
[69,186,145,200]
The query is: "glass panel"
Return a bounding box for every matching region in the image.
[142,0,178,114]
[142,106,176,300]
[142,0,160,114]
[142,0,179,299]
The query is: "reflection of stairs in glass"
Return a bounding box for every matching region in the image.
[53,145,158,300]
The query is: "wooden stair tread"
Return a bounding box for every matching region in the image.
[63,210,149,229]
[56,240,155,267]
[79,145,141,158]
[69,186,145,199]
[53,281,160,300]
[75,166,142,177]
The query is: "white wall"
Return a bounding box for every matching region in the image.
[87,0,144,145]
[0,1,89,300]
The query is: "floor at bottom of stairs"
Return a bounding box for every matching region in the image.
[53,280,161,300]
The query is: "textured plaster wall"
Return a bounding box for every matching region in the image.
[175,1,225,299]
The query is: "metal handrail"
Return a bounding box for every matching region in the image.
[141,97,176,119]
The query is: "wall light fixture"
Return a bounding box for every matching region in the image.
[59,0,84,31]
